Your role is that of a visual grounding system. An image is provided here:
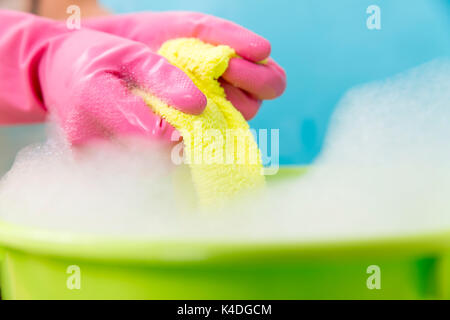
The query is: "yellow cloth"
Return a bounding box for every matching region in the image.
[134,38,265,207]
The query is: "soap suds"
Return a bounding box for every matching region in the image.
[0,59,449,242]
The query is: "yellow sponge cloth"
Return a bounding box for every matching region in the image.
[135,38,265,207]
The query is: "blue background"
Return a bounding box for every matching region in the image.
[101,0,450,165]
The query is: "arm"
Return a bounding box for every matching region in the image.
[0,10,206,145]
[0,10,66,124]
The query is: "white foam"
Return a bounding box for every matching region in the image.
[0,59,449,242]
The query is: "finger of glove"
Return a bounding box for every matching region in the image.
[161,12,272,62]
[63,73,177,145]
[222,57,287,100]
[220,79,262,121]
[121,49,207,115]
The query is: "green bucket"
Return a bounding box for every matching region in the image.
[0,167,449,300]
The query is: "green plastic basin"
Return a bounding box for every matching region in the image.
[0,167,449,300]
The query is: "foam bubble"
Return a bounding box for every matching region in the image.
[0,59,449,242]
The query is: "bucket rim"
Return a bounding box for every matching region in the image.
[1,166,448,264]
[0,220,448,265]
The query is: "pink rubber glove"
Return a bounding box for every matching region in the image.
[85,12,287,120]
[0,11,206,144]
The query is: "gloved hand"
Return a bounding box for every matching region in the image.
[85,11,287,120]
[0,11,206,144]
